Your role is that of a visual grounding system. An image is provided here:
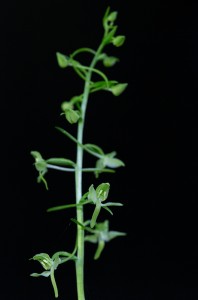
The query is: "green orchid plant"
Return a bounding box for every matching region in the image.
[30,6,127,300]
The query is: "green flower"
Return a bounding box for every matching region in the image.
[30,253,60,298]
[95,151,125,178]
[85,220,126,259]
[30,251,77,298]
[88,183,110,228]
[30,151,48,189]
[88,183,123,228]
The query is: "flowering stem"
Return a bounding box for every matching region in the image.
[75,42,104,300]
[30,7,127,300]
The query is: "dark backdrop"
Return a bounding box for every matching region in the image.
[1,1,198,299]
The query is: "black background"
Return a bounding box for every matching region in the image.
[1,0,198,299]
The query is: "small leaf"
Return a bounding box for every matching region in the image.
[70,218,94,233]
[90,80,118,92]
[55,126,79,145]
[46,158,75,167]
[84,143,104,156]
[47,203,79,212]
[56,52,69,68]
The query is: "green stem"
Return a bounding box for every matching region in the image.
[46,164,115,173]
[75,42,105,300]
[50,268,58,298]
[71,47,96,58]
